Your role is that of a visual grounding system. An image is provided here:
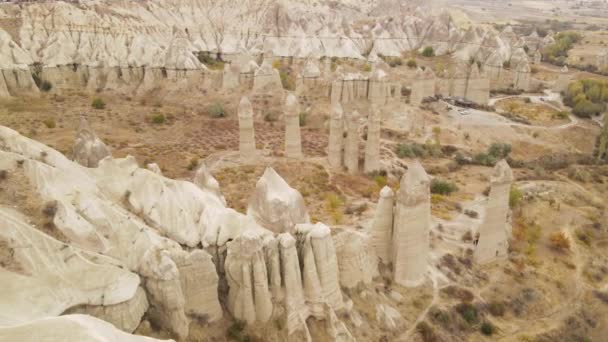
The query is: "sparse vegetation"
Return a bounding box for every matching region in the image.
[42,118,56,129]
[509,185,523,208]
[430,179,458,196]
[208,102,226,118]
[299,112,307,126]
[150,113,166,124]
[407,59,418,68]
[421,46,435,57]
[396,142,443,159]
[263,111,279,122]
[563,79,608,118]
[91,98,106,110]
[480,321,495,336]
[227,321,250,342]
[549,231,571,252]
[542,31,583,66]
[469,143,512,167]
[187,157,199,171]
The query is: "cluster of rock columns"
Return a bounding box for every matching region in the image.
[369,161,431,287]
[328,104,382,174]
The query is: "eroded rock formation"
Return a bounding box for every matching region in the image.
[247,167,310,234]
[393,161,431,287]
[238,96,257,162]
[475,159,513,264]
[73,116,111,168]
[284,93,303,158]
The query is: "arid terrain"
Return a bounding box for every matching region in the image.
[0,1,607,342]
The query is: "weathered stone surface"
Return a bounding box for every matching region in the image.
[375,304,405,331]
[533,50,542,65]
[193,163,226,205]
[146,163,162,175]
[475,159,513,264]
[514,60,531,91]
[171,249,223,322]
[73,116,111,168]
[284,93,303,158]
[411,67,436,106]
[392,161,430,287]
[247,167,310,234]
[0,315,174,342]
[553,65,571,93]
[333,230,378,288]
[278,233,309,335]
[222,63,240,90]
[344,111,360,174]
[370,186,395,264]
[0,207,140,327]
[466,63,490,105]
[238,96,256,162]
[295,223,344,316]
[328,102,344,168]
[364,107,382,174]
[253,60,282,91]
[142,249,189,340]
[225,232,273,324]
[65,287,149,333]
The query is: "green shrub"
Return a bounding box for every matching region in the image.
[299,112,307,126]
[374,175,387,188]
[42,118,56,129]
[91,98,106,110]
[542,31,583,66]
[150,113,166,124]
[395,142,442,159]
[40,80,52,92]
[430,179,458,195]
[187,157,199,171]
[473,143,512,166]
[227,321,249,342]
[208,103,226,118]
[407,59,418,68]
[456,302,478,325]
[487,301,506,317]
[480,321,495,336]
[509,185,523,208]
[421,46,435,57]
[263,111,279,122]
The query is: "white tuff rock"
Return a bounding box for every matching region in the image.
[73,116,111,168]
[247,167,310,234]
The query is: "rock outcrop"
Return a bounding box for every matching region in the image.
[553,66,571,93]
[253,60,282,91]
[392,161,431,287]
[0,315,174,342]
[238,96,257,163]
[411,67,436,106]
[333,230,378,288]
[364,106,382,174]
[295,223,344,315]
[73,116,111,168]
[225,231,273,324]
[328,103,345,169]
[475,160,513,264]
[247,167,310,234]
[344,111,361,174]
[193,163,226,205]
[370,186,395,264]
[284,93,303,158]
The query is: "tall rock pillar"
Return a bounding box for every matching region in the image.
[328,103,344,168]
[370,186,395,264]
[364,106,381,174]
[392,161,430,287]
[238,96,256,162]
[344,111,360,174]
[475,159,513,264]
[284,93,303,158]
